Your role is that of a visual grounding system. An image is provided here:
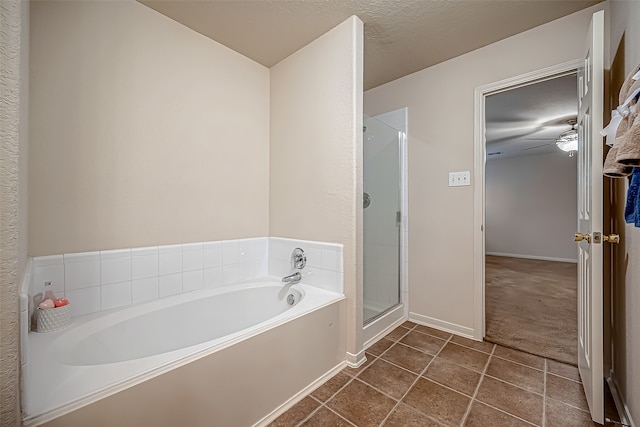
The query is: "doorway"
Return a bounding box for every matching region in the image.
[483,74,580,365]
[471,61,583,346]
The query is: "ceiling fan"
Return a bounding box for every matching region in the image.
[518,119,578,153]
[486,115,577,143]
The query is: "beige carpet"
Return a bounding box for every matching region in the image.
[485,255,578,365]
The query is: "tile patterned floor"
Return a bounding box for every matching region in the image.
[270,322,621,427]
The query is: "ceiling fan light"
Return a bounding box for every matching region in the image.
[556,129,578,152]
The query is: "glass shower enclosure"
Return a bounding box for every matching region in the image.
[363,115,402,324]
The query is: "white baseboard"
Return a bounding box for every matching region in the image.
[486,252,577,263]
[345,349,367,368]
[254,361,347,427]
[409,312,475,339]
[607,375,636,427]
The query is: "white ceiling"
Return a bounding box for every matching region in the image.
[139,0,600,90]
[485,74,578,160]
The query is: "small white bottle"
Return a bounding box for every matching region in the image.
[43,281,56,301]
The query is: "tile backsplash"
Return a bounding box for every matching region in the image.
[26,237,343,328]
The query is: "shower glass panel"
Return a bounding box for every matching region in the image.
[363,115,401,324]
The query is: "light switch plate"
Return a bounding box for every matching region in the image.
[448,171,471,187]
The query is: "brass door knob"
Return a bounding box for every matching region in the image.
[603,234,620,244]
[574,232,591,243]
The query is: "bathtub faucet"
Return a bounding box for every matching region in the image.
[282,272,301,284]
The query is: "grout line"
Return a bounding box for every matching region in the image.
[324,405,358,427]
[491,354,546,372]
[410,327,454,342]
[460,343,496,426]
[545,370,582,384]
[545,396,592,414]
[446,341,493,355]
[390,327,412,342]
[366,356,420,378]
[473,401,540,427]
[391,341,442,359]
[293,401,324,427]
[377,335,454,427]
[477,374,548,401]
[542,359,547,427]
[293,376,356,427]
[482,372,545,396]
[319,373,355,404]
[416,376,476,399]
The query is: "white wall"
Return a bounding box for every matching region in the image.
[609,1,640,423]
[29,0,270,256]
[364,3,605,336]
[486,152,578,262]
[269,16,364,360]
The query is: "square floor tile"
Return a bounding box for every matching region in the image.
[547,359,581,382]
[493,345,545,370]
[400,331,447,355]
[327,379,396,427]
[475,376,543,425]
[312,371,351,402]
[464,401,533,427]
[403,378,470,427]
[451,335,495,353]
[414,325,452,340]
[358,359,417,400]
[269,396,320,427]
[381,343,433,374]
[485,356,544,394]
[383,403,442,427]
[437,343,490,372]
[367,338,394,356]
[401,321,418,329]
[546,373,589,411]
[546,397,596,427]
[385,326,411,341]
[300,407,353,427]
[423,357,481,396]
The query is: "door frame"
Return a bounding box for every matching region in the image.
[472,59,583,339]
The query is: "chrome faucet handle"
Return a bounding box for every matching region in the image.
[291,248,306,270]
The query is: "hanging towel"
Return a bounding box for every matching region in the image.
[604,147,632,177]
[601,64,640,146]
[621,66,640,103]
[625,167,640,227]
[616,108,640,166]
[604,115,633,177]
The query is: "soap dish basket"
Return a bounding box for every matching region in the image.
[36,304,71,333]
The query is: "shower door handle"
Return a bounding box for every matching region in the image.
[363,193,371,209]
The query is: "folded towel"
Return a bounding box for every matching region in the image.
[604,147,632,177]
[620,66,640,104]
[616,111,640,166]
[604,115,633,177]
[625,167,640,226]
[601,65,640,147]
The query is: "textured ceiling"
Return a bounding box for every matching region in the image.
[139,0,600,90]
[486,73,578,159]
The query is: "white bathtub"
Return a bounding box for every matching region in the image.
[24,279,344,426]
